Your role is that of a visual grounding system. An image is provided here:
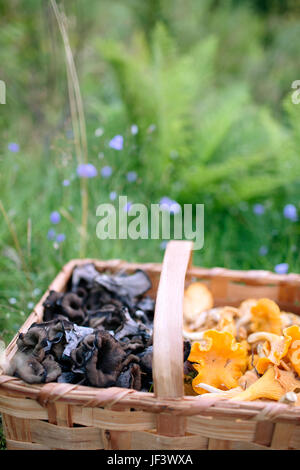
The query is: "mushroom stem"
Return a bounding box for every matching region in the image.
[195,383,223,393]
[248,332,284,344]
[230,367,284,402]
[183,330,205,341]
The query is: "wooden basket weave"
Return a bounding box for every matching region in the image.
[1,240,300,450]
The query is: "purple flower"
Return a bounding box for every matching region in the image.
[63,179,70,187]
[259,246,268,256]
[109,135,123,150]
[8,142,19,153]
[253,204,265,216]
[77,163,98,178]
[124,202,132,212]
[101,166,113,178]
[109,191,117,201]
[127,171,137,182]
[275,263,289,274]
[56,233,66,243]
[159,197,181,215]
[283,204,298,221]
[47,229,56,240]
[50,211,61,224]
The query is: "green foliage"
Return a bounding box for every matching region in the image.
[98,23,300,206]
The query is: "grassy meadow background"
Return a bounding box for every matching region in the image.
[1,1,300,444]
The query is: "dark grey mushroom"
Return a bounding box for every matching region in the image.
[43,290,64,321]
[17,325,48,361]
[42,354,62,383]
[84,331,126,387]
[116,363,142,390]
[60,292,85,324]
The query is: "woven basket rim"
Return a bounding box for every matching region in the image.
[1,256,300,422]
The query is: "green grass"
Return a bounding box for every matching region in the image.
[1,136,300,344]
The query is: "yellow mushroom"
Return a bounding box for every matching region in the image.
[231,366,300,402]
[188,330,248,394]
[235,299,258,338]
[183,282,213,324]
[238,369,259,390]
[248,331,291,374]
[283,325,300,376]
[250,298,282,335]
[186,306,238,337]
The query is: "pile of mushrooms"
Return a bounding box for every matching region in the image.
[184,282,300,404]
[8,263,190,391]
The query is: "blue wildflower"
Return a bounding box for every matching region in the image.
[109,191,117,201]
[101,166,113,178]
[127,171,137,182]
[63,179,70,187]
[275,263,289,274]
[283,204,298,221]
[160,241,168,250]
[159,197,181,215]
[47,228,56,240]
[8,142,19,153]
[77,163,98,178]
[253,204,265,216]
[109,135,123,150]
[124,202,132,212]
[56,234,66,243]
[50,211,61,224]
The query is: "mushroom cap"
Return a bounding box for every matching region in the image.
[250,298,282,335]
[238,370,259,390]
[188,329,248,394]
[248,331,291,374]
[284,325,300,376]
[183,282,213,324]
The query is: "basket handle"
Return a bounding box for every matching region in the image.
[153,240,193,399]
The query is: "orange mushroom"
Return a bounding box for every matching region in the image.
[250,298,282,335]
[248,331,291,374]
[231,366,300,402]
[188,330,248,394]
[283,325,300,376]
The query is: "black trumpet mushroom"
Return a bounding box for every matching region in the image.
[9,263,191,392]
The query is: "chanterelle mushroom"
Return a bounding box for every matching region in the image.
[248,331,291,374]
[183,282,213,324]
[187,330,248,394]
[283,325,300,376]
[231,366,300,402]
[250,298,282,335]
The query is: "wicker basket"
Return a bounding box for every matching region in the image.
[1,240,300,450]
